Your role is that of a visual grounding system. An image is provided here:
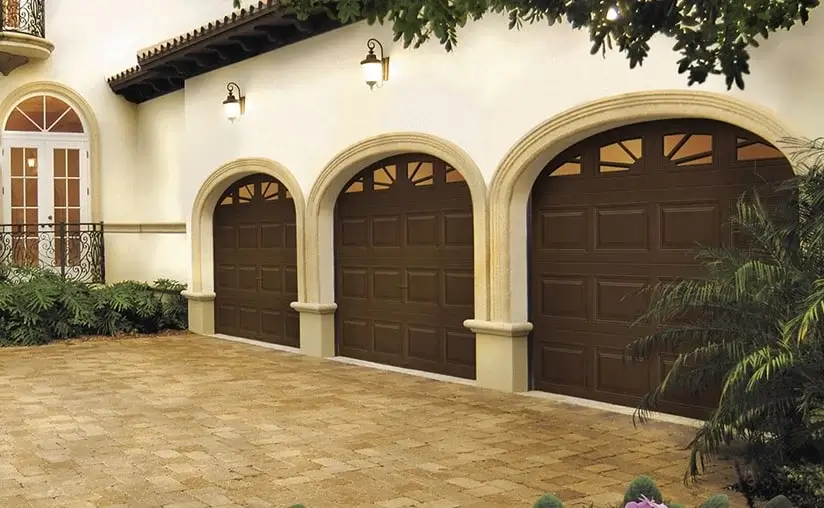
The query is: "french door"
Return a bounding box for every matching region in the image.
[1,133,90,268]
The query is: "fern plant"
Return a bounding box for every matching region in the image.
[626,137,824,480]
[0,267,188,347]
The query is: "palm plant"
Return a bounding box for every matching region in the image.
[626,137,824,480]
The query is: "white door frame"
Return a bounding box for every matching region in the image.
[0,132,91,268]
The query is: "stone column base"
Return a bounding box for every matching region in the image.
[290,301,337,358]
[464,319,533,392]
[182,290,216,335]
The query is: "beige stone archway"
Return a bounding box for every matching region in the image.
[298,132,489,363]
[0,81,101,222]
[184,158,306,337]
[480,89,799,393]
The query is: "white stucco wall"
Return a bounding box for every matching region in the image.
[175,13,824,209]
[3,1,823,285]
[0,0,236,283]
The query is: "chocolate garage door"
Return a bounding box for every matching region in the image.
[335,154,476,379]
[213,174,299,347]
[530,119,793,417]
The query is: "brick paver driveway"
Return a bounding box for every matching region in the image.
[0,335,745,507]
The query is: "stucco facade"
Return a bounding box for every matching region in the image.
[1,0,821,409]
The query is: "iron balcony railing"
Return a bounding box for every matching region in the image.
[0,0,45,38]
[0,222,105,284]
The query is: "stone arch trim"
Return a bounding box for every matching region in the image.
[487,89,799,323]
[304,132,490,321]
[0,81,101,222]
[189,157,306,303]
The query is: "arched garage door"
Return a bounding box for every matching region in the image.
[335,154,476,379]
[530,119,793,417]
[213,174,299,347]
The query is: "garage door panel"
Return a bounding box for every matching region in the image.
[214,225,235,248]
[216,264,237,289]
[238,307,260,334]
[594,278,649,324]
[537,209,588,251]
[535,342,588,389]
[407,269,439,304]
[260,266,282,292]
[407,213,438,246]
[530,119,792,417]
[340,218,368,247]
[374,320,404,355]
[336,154,475,379]
[237,266,258,291]
[407,325,440,362]
[443,212,473,246]
[237,224,258,249]
[444,270,473,307]
[445,328,476,367]
[285,312,300,346]
[260,222,284,248]
[260,309,283,336]
[340,318,370,351]
[285,266,298,295]
[537,276,588,320]
[216,303,238,329]
[595,348,650,395]
[285,223,297,248]
[213,174,299,347]
[659,202,721,250]
[595,206,649,250]
[340,267,369,299]
[372,215,402,247]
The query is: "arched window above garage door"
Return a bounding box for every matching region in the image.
[545,120,785,178]
[342,156,465,194]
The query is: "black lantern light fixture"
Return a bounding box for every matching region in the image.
[360,38,389,90]
[222,82,246,122]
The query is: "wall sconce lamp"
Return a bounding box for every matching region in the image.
[223,82,246,122]
[26,157,36,169]
[360,38,389,90]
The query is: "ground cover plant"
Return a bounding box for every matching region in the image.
[0,264,187,346]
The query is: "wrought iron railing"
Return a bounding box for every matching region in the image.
[0,222,105,284]
[0,0,45,38]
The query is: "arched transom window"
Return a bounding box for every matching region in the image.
[1,94,91,267]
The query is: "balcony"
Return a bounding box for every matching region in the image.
[0,0,52,76]
[0,222,105,284]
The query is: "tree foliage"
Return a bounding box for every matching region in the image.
[626,138,824,488]
[233,0,819,89]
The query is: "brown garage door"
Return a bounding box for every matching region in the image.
[530,119,793,417]
[335,154,476,379]
[213,174,299,347]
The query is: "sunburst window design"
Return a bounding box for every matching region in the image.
[408,161,434,186]
[550,155,582,177]
[218,178,292,205]
[344,176,365,193]
[736,136,783,161]
[445,165,465,183]
[599,138,642,173]
[372,164,397,191]
[663,133,713,166]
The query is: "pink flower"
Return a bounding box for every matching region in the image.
[624,495,668,508]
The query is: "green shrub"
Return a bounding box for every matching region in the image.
[625,137,824,483]
[0,265,187,347]
[765,495,796,508]
[623,475,663,504]
[698,494,729,508]
[741,463,824,508]
[533,493,563,508]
